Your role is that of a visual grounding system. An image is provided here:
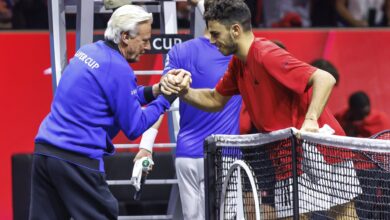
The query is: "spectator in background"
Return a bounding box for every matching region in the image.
[177,1,191,28]
[103,0,131,11]
[243,0,260,27]
[262,0,311,27]
[12,0,48,29]
[0,0,12,29]
[336,0,390,27]
[336,91,390,219]
[180,0,261,28]
[336,91,390,137]
[310,59,339,86]
[310,0,338,27]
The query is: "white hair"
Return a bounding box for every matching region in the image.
[104,5,153,44]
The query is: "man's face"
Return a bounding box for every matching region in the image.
[124,21,152,63]
[350,105,370,121]
[208,20,238,56]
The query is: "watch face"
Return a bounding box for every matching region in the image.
[142,159,150,167]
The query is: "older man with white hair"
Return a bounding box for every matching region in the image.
[29,5,186,220]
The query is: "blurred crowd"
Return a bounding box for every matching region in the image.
[1,0,390,30]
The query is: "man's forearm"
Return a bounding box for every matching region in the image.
[305,70,336,121]
[180,88,227,112]
[336,0,367,27]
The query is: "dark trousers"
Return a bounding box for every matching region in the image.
[29,154,118,220]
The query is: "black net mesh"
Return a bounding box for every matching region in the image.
[205,129,390,220]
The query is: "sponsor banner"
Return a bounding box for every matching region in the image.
[147,34,193,54]
[93,34,193,54]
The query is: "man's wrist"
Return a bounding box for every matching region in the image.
[163,94,177,104]
[152,83,161,97]
[178,87,189,98]
[139,148,152,154]
[139,127,158,153]
[304,113,318,121]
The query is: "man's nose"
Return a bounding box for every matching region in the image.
[144,40,151,50]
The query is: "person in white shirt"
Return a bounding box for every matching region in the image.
[336,0,390,27]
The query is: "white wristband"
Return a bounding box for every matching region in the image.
[196,0,205,15]
[139,127,158,153]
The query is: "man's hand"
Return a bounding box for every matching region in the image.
[134,149,153,174]
[300,118,320,133]
[160,69,192,95]
[134,149,152,162]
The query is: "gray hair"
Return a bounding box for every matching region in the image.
[104,5,153,44]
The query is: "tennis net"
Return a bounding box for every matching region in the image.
[204,128,390,220]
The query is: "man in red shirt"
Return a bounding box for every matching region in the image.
[160,0,357,219]
[336,91,390,219]
[336,91,390,138]
[335,91,390,172]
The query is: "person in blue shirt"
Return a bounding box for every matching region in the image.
[160,1,241,219]
[29,5,185,220]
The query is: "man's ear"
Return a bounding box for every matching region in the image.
[230,24,240,38]
[121,32,130,44]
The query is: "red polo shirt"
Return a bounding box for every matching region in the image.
[216,38,350,180]
[336,109,390,138]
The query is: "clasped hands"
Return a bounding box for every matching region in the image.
[159,69,192,96]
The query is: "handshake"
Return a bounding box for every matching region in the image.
[159,69,192,96]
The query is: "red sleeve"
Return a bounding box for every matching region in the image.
[215,58,240,96]
[365,110,390,135]
[378,111,390,129]
[261,49,316,94]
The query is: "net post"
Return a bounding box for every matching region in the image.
[290,131,300,220]
[204,135,217,220]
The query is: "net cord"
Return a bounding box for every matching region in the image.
[210,128,390,153]
[212,128,293,147]
[298,130,390,153]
